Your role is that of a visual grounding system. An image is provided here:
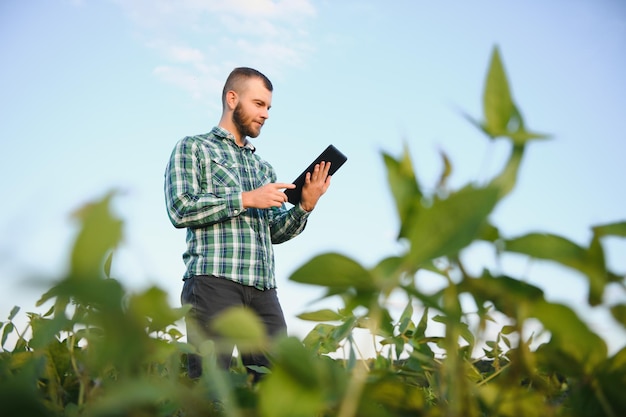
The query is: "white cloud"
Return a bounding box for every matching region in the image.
[147,41,206,65]
[112,0,317,100]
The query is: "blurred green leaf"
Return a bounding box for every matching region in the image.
[610,304,626,328]
[398,299,414,335]
[459,272,545,317]
[38,276,125,313]
[594,346,626,415]
[371,256,406,295]
[405,185,499,268]
[501,325,516,335]
[259,337,328,417]
[1,322,15,348]
[29,314,70,350]
[481,46,550,144]
[8,305,20,321]
[414,307,429,339]
[0,357,55,417]
[534,300,607,376]
[489,144,524,199]
[103,252,113,279]
[211,307,267,353]
[592,220,626,238]
[479,384,548,417]
[297,309,343,322]
[383,146,422,239]
[360,376,426,414]
[86,379,181,417]
[478,222,500,243]
[504,232,608,305]
[483,46,514,137]
[69,191,123,280]
[290,253,375,290]
[331,316,357,344]
[128,286,189,333]
[302,323,341,354]
[436,149,453,190]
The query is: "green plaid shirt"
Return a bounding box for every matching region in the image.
[164,126,310,289]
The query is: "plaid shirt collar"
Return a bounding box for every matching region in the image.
[211,126,256,153]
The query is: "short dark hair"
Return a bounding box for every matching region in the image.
[221,67,273,108]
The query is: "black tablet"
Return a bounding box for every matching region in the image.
[284,144,348,205]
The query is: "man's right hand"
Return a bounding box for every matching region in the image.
[242,183,296,209]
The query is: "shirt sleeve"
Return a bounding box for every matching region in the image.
[268,202,311,244]
[164,138,244,229]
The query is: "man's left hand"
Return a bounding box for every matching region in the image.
[299,161,332,212]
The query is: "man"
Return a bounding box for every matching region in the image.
[164,67,331,379]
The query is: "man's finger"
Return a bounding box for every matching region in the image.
[274,182,296,189]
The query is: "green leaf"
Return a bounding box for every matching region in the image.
[533,300,607,375]
[483,46,514,137]
[330,316,357,344]
[414,306,429,339]
[266,337,320,386]
[371,256,406,294]
[297,309,343,322]
[405,185,499,268]
[289,253,374,290]
[458,321,475,348]
[489,144,525,199]
[85,379,180,417]
[360,376,426,413]
[37,276,125,313]
[478,222,500,243]
[8,306,20,321]
[592,220,626,238]
[69,191,123,279]
[383,147,422,238]
[595,347,626,415]
[103,252,113,279]
[259,337,346,417]
[1,322,14,348]
[610,304,626,328]
[128,286,189,333]
[507,233,587,264]
[504,232,608,305]
[501,325,516,335]
[508,126,550,145]
[167,327,184,340]
[30,314,70,350]
[477,46,550,144]
[302,323,340,354]
[211,307,267,353]
[459,272,545,318]
[260,365,324,417]
[398,299,414,335]
[436,148,453,190]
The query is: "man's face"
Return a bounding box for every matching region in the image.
[232,78,272,139]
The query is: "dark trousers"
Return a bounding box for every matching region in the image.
[181,275,287,379]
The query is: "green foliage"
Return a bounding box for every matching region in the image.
[1,45,625,417]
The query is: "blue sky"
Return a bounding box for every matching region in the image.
[1,0,625,355]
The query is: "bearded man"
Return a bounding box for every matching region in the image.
[164,67,331,380]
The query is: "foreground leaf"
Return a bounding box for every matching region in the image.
[405,185,499,268]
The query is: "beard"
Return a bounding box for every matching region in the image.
[232,103,261,139]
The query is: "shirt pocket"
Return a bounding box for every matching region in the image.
[208,156,241,193]
[253,159,274,187]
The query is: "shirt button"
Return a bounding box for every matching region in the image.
[233,209,239,215]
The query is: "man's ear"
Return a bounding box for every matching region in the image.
[225,90,238,110]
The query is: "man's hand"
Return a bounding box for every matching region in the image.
[300,161,332,212]
[242,183,296,209]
